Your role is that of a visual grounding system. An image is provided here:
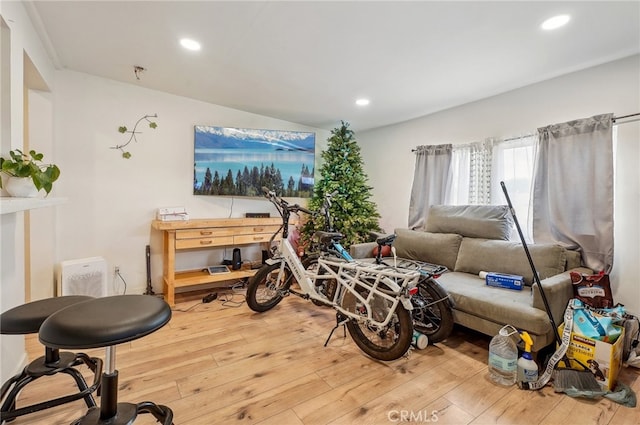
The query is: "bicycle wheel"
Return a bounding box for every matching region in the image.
[412,278,454,343]
[246,261,294,312]
[342,280,413,361]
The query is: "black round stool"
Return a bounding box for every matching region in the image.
[39,295,173,425]
[0,296,102,423]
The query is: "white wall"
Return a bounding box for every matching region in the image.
[0,1,56,382]
[359,54,640,316]
[52,70,330,296]
[28,89,56,300]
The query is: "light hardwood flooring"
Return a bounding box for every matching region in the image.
[7,287,640,425]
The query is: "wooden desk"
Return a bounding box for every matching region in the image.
[152,218,283,306]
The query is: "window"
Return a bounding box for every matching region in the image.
[447,134,537,241]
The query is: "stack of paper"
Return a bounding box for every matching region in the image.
[157,206,189,221]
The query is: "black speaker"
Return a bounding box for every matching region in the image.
[232,248,242,270]
[262,250,269,264]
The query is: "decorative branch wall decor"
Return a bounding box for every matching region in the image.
[112,114,158,158]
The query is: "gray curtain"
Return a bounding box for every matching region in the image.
[532,113,614,272]
[408,144,452,229]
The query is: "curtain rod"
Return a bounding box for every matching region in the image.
[411,112,640,152]
[612,112,640,122]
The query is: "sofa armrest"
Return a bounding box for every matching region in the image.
[531,267,592,326]
[349,242,377,259]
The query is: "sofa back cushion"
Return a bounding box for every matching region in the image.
[454,238,567,285]
[393,229,463,271]
[425,205,514,240]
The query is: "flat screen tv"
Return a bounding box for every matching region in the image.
[193,125,315,198]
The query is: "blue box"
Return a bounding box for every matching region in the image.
[485,272,524,290]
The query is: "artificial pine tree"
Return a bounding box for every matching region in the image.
[302,121,381,248]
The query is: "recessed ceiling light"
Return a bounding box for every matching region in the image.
[541,14,570,31]
[180,38,201,51]
[355,98,370,106]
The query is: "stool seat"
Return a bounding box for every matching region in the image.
[40,295,171,349]
[1,296,101,422]
[1,295,93,335]
[38,295,174,425]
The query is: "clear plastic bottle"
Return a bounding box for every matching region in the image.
[488,325,518,386]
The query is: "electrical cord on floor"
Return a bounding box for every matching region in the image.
[219,281,246,308]
[171,281,246,312]
[171,301,204,313]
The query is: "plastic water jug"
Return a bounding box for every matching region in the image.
[488,325,517,386]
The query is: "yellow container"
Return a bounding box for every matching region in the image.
[558,323,624,391]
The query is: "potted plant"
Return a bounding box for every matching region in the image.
[0,149,60,197]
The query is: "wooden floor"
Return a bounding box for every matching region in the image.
[8,287,640,425]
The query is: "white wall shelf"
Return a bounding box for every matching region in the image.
[0,197,67,215]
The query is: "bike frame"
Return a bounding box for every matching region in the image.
[267,236,419,328]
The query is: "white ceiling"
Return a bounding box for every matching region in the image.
[27,1,640,132]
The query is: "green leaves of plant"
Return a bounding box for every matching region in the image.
[0,149,60,194]
[113,114,158,158]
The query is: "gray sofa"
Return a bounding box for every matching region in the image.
[350,205,591,353]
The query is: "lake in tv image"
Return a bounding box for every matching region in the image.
[194,125,315,198]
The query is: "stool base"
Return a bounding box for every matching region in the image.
[1,351,102,423]
[72,402,173,425]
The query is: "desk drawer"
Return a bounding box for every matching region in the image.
[176,236,234,249]
[236,225,282,235]
[176,228,234,239]
[235,233,279,245]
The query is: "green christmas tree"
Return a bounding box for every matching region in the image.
[302,121,381,248]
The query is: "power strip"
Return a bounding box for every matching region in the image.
[202,293,218,303]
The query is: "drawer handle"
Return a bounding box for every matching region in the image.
[253,227,264,232]
[200,231,213,235]
[253,236,265,241]
[200,240,213,245]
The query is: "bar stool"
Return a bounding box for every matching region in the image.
[0,296,102,423]
[39,295,173,425]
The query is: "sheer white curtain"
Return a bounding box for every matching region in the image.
[469,139,494,204]
[447,139,494,204]
[492,134,538,241]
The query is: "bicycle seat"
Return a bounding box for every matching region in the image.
[315,231,344,244]
[376,234,397,246]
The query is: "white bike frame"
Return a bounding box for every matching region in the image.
[266,237,420,328]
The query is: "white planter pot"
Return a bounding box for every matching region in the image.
[5,176,40,198]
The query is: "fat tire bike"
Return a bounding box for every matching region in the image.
[303,191,455,344]
[246,188,421,361]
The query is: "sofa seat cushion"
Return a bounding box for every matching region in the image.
[425,205,514,240]
[454,238,566,285]
[393,229,463,271]
[437,272,552,335]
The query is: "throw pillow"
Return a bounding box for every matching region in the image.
[425,204,514,240]
[454,238,566,285]
[393,229,462,271]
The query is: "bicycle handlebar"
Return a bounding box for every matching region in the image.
[261,186,313,216]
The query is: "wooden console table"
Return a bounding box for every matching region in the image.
[152,217,283,306]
